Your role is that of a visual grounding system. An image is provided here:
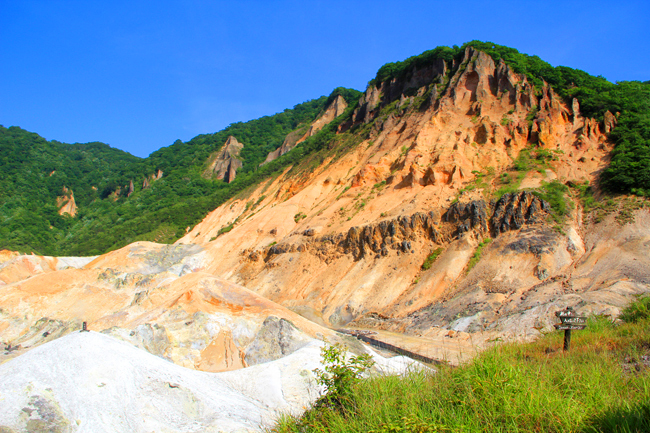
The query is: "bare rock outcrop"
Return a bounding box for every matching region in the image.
[56,186,77,217]
[444,200,488,235]
[263,95,348,165]
[603,110,618,134]
[340,212,442,259]
[491,192,550,236]
[244,316,311,366]
[353,57,447,124]
[127,179,135,197]
[203,136,243,182]
[142,170,163,189]
[260,211,442,262]
[259,194,550,264]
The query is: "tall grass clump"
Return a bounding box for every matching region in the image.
[619,294,650,323]
[272,298,650,433]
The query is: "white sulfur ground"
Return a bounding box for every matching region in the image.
[0,331,422,432]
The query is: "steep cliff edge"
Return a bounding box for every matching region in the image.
[203,135,244,182]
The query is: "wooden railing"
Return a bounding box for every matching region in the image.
[338,329,448,366]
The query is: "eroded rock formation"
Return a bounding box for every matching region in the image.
[262,95,348,164]
[56,186,77,217]
[256,192,548,263]
[203,136,243,182]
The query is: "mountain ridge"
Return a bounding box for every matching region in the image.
[1,41,648,259]
[1,43,649,431]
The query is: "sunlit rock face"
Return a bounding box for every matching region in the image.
[175,46,646,342]
[2,45,649,433]
[204,135,244,182]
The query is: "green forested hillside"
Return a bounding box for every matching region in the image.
[0,126,151,254]
[0,87,361,255]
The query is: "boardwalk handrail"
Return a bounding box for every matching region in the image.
[338,329,448,366]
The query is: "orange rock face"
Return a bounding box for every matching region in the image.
[56,186,77,216]
[174,46,637,337]
[3,48,648,370]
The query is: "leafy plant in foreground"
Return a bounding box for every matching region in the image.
[313,343,374,410]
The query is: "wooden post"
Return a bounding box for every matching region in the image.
[554,306,586,352]
[563,306,573,351]
[563,328,571,351]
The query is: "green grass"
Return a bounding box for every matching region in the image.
[494,147,546,199]
[373,180,387,192]
[216,223,234,236]
[573,183,648,225]
[466,238,491,273]
[533,180,571,224]
[271,300,650,433]
[620,294,650,323]
[421,248,443,270]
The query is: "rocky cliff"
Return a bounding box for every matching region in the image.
[2,44,648,376]
[174,45,646,340]
[262,94,348,165]
[56,186,77,217]
[203,135,244,182]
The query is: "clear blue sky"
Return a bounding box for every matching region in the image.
[1,0,648,158]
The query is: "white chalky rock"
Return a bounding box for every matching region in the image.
[0,331,421,432]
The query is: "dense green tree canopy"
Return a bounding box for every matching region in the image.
[0,88,361,255]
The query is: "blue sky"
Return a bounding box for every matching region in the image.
[1,0,648,158]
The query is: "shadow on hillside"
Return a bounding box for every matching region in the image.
[583,402,650,432]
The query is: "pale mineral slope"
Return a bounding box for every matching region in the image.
[0,249,96,286]
[0,242,344,371]
[0,331,419,433]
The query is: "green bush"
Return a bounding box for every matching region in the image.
[422,248,443,270]
[217,223,234,236]
[620,295,650,323]
[294,212,307,223]
[312,343,374,409]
